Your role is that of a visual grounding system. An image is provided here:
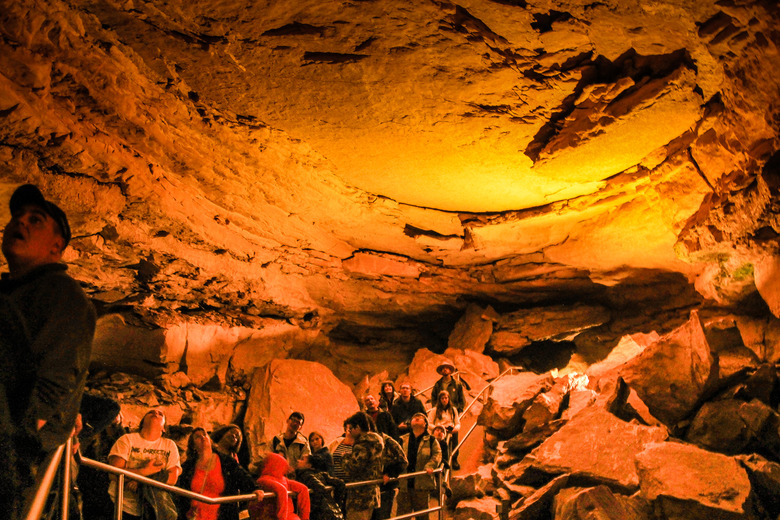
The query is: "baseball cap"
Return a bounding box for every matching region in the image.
[9,184,71,248]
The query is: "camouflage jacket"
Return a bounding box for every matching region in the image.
[380,433,407,491]
[343,431,384,511]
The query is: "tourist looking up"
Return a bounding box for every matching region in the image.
[272,411,311,472]
[308,431,334,475]
[363,394,399,441]
[378,381,398,412]
[108,408,182,520]
[397,413,441,520]
[250,452,310,520]
[212,424,244,466]
[0,184,96,510]
[342,412,385,520]
[295,454,345,520]
[430,426,449,470]
[427,391,461,470]
[177,427,262,520]
[390,382,425,436]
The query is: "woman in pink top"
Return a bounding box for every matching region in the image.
[177,428,262,520]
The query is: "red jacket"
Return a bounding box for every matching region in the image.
[250,453,310,520]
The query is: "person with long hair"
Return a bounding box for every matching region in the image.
[177,428,262,520]
[427,391,460,469]
[308,431,334,475]
[378,382,398,413]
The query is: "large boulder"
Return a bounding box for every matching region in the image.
[510,474,569,520]
[635,442,752,520]
[685,399,776,456]
[619,311,718,426]
[736,454,780,518]
[520,375,573,432]
[453,497,501,520]
[477,372,555,438]
[586,332,657,392]
[736,315,780,363]
[755,253,780,318]
[552,486,651,520]
[526,406,668,491]
[448,303,500,353]
[244,359,359,465]
[488,304,611,356]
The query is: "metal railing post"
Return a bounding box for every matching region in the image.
[115,473,124,520]
[24,443,66,520]
[438,463,444,520]
[61,437,72,520]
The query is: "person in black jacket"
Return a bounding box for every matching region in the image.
[177,428,262,520]
[363,395,399,442]
[295,454,344,520]
[390,383,426,437]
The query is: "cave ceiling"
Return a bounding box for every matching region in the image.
[0,0,778,344]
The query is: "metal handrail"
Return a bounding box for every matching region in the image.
[80,457,260,505]
[447,366,523,470]
[24,439,69,520]
[81,455,444,520]
[27,363,515,520]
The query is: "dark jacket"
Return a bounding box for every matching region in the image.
[177,451,258,520]
[0,263,96,452]
[311,446,334,475]
[379,434,407,492]
[390,397,426,432]
[367,410,399,442]
[431,377,466,412]
[295,468,344,520]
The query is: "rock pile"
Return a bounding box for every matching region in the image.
[452,311,780,520]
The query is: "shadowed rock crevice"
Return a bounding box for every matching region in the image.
[525,48,698,163]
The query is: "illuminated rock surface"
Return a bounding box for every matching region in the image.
[0,0,779,512]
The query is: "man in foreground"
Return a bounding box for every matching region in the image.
[398,413,441,520]
[0,184,96,513]
[342,412,385,520]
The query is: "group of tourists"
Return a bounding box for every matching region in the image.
[0,184,470,520]
[97,358,467,520]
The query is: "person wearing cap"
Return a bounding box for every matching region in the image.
[430,360,465,469]
[272,411,311,473]
[397,413,441,520]
[0,184,96,486]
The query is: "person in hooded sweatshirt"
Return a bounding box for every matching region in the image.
[250,452,310,520]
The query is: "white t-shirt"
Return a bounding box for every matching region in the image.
[108,432,182,516]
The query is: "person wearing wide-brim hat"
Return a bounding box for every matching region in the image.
[435,360,456,376]
[430,359,465,470]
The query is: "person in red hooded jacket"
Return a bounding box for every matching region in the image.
[250,452,311,520]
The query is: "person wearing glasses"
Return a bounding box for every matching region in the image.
[272,412,310,473]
